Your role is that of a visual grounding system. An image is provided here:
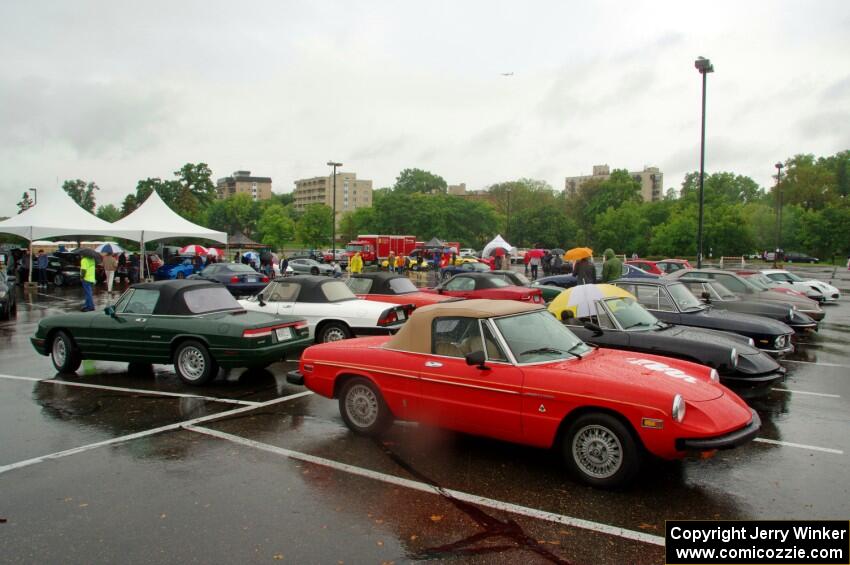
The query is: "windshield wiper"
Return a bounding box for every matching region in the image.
[521,347,565,356]
[623,321,652,330]
[655,321,673,330]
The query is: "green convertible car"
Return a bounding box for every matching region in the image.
[31,280,312,385]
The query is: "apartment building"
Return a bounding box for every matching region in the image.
[564,165,663,202]
[216,171,273,201]
[292,172,373,215]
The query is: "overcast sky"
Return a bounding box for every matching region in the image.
[1,0,848,216]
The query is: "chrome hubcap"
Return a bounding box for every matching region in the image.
[345,384,378,428]
[572,424,623,479]
[52,337,67,365]
[324,328,346,342]
[178,347,206,381]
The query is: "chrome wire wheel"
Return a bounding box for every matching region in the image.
[572,424,623,479]
[344,383,379,428]
[52,336,67,366]
[324,327,347,342]
[178,346,206,382]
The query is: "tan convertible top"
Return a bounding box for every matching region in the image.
[386,299,543,354]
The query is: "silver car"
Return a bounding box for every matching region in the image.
[288,258,334,276]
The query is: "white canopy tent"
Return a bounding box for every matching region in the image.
[110,191,227,279]
[481,234,517,258]
[0,189,140,283]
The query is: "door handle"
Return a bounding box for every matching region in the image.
[424,361,443,368]
[280,305,292,308]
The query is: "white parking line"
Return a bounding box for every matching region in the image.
[0,373,259,406]
[771,388,841,398]
[36,293,76,302]
[754,438,844,454]
[781,360,850,369]
[0,391,314,476]
[185,425,665,547]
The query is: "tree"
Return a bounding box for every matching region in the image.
[174,162,216,209]
[16,192,34,214]
[679,171,763,206]
[205,193,258,237]
[62,179,99,212]
[593,202,651,256]
[96,204,121,222]
[256,204,295,251]
[296,204,333,247]
[566,169,641,238]
[392,168,447,195]
[121,194,138,217]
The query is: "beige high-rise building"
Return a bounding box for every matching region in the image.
[447,183,467,195]
[564,165,663,202]
[216,171,273,201]
[292,172,373,215]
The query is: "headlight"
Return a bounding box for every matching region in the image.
[710,368,720,383]
[774,335,787,348]
[748,338,755,347]
[0,290,6,299]
[729,349,737,371]
[672,394,686,423]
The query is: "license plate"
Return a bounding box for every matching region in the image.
[397,310,406,321]
[275,327,292,341]
[247,277,257,282]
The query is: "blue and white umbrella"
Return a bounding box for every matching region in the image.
[95,242,124,255]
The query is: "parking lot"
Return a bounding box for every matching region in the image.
[2,266,849,564]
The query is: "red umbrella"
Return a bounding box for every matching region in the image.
[527,248,546,259]
[206,247,223,257]
[493,247,506,256]
[179,245,208,256]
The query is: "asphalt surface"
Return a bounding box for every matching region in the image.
[1,266,849,564]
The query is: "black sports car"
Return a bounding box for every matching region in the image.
[555,295,785,394]
[534,274,578,289]
[612,278,795,356]
[189,262,270,296]
[0,270,16,320]
[677,278,818,332]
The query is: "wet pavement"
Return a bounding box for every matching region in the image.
[1,268,849,564]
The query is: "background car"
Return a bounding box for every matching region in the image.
[458,248,478,257]
[0,270,16,320]
[288,299,760,488]
[678,277,818,332]
[154,255,199,280]
[488,270,563,303]
[783,251,819,263]
[347,273,455,308]
[613,278,795,355]
[30,280,312,385]
[656,259,692,274]
[440,260,491,279]
[761,269,840,303]
[190,262,270,296]
[240,276,409,343]
[552,293,785,394]
[625,259,663,275]
[426,272,544,304]
[288,257,334,276]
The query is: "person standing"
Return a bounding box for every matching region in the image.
[574,256,596,285]
[331,261,342,279]
[387,251,396,273]
[36,250,48,288]
[350,251,363,274]
[601,248,623,283]
[102,252,118,294]
[395,253,405,274]
[529,250,541,280]
[80,255,96,311]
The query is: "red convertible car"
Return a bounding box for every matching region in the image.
[423,272,544,304]
[346,272,455,308]
[288,300,760,488]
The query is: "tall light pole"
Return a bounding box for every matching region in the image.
[505,187,512,241]
[773,161,784,267]
[327,161,343,257]
[695,56,714,268]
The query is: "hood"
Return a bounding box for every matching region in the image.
[661,324,760,355]
[757,289,819,310]
[603,248,615,260]
[692,308,793,335]
[542,348,723,402]
[737,349,782,376]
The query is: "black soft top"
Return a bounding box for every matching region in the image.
[271,275,350,303]
[131,279,232,315]
[349,272,409,294]
[614,277,685,287]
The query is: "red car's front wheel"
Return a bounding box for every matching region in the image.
[563,413,641,488]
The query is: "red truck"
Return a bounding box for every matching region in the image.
[345,235,417,265]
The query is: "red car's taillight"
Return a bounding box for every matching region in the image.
[243,327,272,338]
[230,276,240,283]
[294,320,308,330]
[378,309,398,326]
[261,276,270,283]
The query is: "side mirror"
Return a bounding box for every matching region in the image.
[257,294,266,307]
[105,305,116,317]
[437,287,444,294]
[464,350,490,370]
[583,321,603,336]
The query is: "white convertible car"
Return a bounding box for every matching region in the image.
[761,269,840,304]
[239,276,412,342]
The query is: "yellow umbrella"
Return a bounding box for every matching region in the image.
[563,247,593,261]
[547,284,634,321]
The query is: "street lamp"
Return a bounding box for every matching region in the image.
[505,187,512,241]
[327,161,343,257]
[28,188,37,206]
[773,161,784,267]
[695,56,714,268]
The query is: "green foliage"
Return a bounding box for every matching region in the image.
[296,204,333,247]
[205,193,258,236]
[17,191,34,214]
[62,179,99,212]
[256,204,295,251]
[393,168,448,195]
[95,204,121,222]
[120,194,138,217]
[594,202,651,256]
[566,169,641,238]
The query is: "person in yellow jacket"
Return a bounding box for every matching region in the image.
[349,251,363,274]
[80,255,96,311]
